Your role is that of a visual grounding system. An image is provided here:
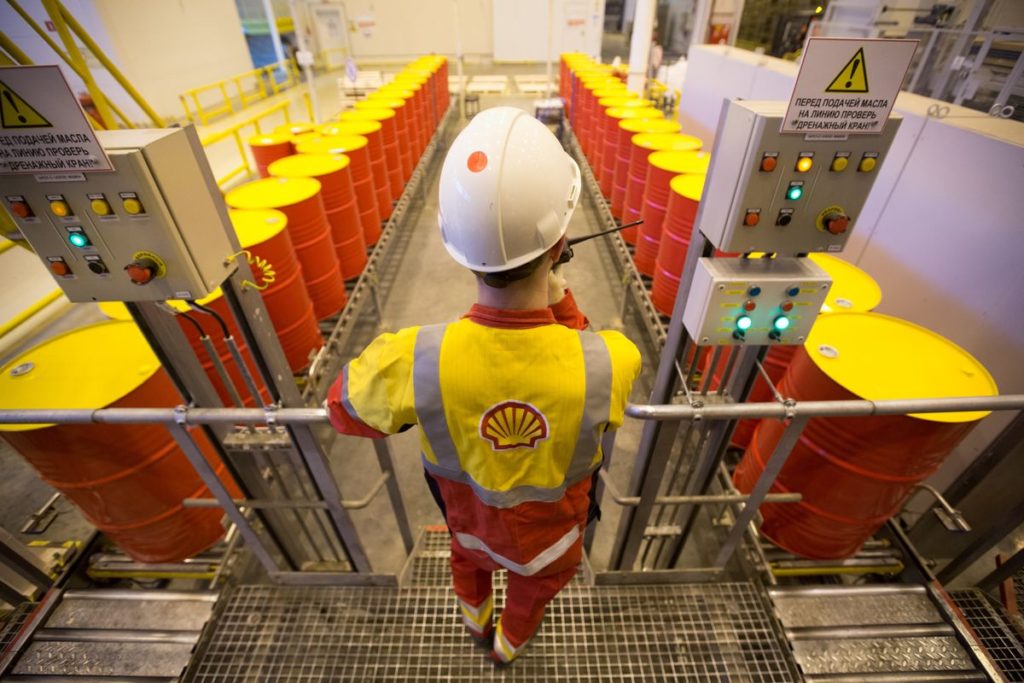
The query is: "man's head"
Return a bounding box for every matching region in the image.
[437,107,581,289]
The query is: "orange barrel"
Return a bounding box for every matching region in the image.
[229,209,323,371]
[297,134,381,247]
[709,253,883,449]
[335,111,393,219]
[225,177,347,320]
[589,89,633,167]
[570,66,613,125]
[652,174,705,316]
[370,87,417,178]
[562,53,592,105]
[577,75,619,156]
[268,154,367,281]
[623,133,704,237]
[248,133,293,178]
[0,322,232,563]
[612,118,680,220]
[391,75,429,153]
[364,93,414,182]
[734,313,997,559]
[402,67,439,127]
[599,105,662,197]
[635,150,710,276]
[347,106,404,200]
[423,56,450,120]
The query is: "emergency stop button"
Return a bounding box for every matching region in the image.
[823,212,850,235]
[125,257,158,285]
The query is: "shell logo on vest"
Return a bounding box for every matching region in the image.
[479,401,550,451]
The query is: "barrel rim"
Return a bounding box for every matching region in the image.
[268,153,351,178]
[225,176,323,209]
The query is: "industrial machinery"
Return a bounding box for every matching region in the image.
[1,50,1022,681]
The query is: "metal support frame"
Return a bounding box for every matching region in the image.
[937,495,1024,586]
[0,526,51,606]
[928,0,995,102]
[977,546,1024,595]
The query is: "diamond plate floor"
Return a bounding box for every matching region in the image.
[186,531,798,682]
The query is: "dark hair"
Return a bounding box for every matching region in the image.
[474,251,549,289]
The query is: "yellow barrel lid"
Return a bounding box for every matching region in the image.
[619,118,679,134]
[582,75,618,87]
[358,96,404,110]
[632,132,703,152]
[340,108,395,122]
[374,87,415,100]
[229,208,288,248]
[273,122,316,137]
[669,174,706,202]
[808,253,882,314]
[649,149,711,175]
[248,132,291,147]
[98,301,133,321]
[296,134,369,156]
[322,120,381,137]
[225,176,322,210]
[267,153,350,179]
[599,96,648,109]
[391,75,425,89]
[401,67,432,77]
[805,313,997,423]
[607,106,662,120]
[592,86,631,99]
[0,322,162,431]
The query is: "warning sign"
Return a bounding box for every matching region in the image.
[782,38,917,136]
[825,48,868,93]
[0,65,112,174]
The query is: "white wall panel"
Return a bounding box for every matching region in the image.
[339,0,493,59]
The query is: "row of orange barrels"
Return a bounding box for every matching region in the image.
[562,52,1001,562]
[560,53,709,318]
[0,57,451,566]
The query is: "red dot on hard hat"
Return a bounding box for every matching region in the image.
[467,151,488,172]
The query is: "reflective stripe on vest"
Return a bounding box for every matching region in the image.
[413,323,614,509]
[456,525,580,576]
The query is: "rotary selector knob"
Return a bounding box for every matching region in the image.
[125,257,158,285]
[823,212,850,235]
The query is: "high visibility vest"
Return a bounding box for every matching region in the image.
[339,316,640,570]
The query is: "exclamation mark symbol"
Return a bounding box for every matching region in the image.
[846,58,860,89]
[3,90,27,124]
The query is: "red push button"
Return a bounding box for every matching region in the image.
[759,155,777,172]
[781,300,794,312]
[824,213,850,235]
[125,258,158,285]
[9,201,33,219]
[744,211,760,226]
[744,300,756,312]
[49,260,71,277]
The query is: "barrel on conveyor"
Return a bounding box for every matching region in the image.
[297,134,381,247]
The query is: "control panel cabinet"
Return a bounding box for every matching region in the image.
[697,100,900,255]
[2,127,237,302]
[683,257,831,346]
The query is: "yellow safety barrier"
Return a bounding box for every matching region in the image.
[180,60,300,125]
[200,99,296,188]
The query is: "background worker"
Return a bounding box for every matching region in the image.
[327,107,641,664]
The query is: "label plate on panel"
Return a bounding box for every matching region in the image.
[782,38,917,135]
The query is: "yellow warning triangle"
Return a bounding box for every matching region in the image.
[826,48,869,93]
[0,80,52,129]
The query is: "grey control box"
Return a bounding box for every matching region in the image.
[682,257,831,346]
[696,100,900,255]
[1,127,237,302]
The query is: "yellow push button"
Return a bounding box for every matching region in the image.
[91,198,112,216]
[49,200,71,217]
[831,156,849,172]
[122,198,144,215]
[858,156,877,173]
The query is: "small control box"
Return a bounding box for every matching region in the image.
[2,127,236,302]
[697,100,900,255]
[682,257,831,346]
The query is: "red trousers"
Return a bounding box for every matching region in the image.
[450,535,578,647]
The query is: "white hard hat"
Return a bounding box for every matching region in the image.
[438,107,581,273]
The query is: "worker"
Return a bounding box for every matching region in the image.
[326,107,641,664]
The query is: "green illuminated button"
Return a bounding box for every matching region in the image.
[774,316,791,331]
[786,183,804,201]
[737,315,753,331]
[67,230,90,248]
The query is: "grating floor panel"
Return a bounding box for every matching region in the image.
[951,588,1024,681]
[186,582,797,682]
[0,603,34,658]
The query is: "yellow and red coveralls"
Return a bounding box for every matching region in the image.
[327,292,640,660]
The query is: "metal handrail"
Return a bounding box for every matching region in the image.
[1,392,1022,427]
[199,99,296,188]
[180,60,300,125]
